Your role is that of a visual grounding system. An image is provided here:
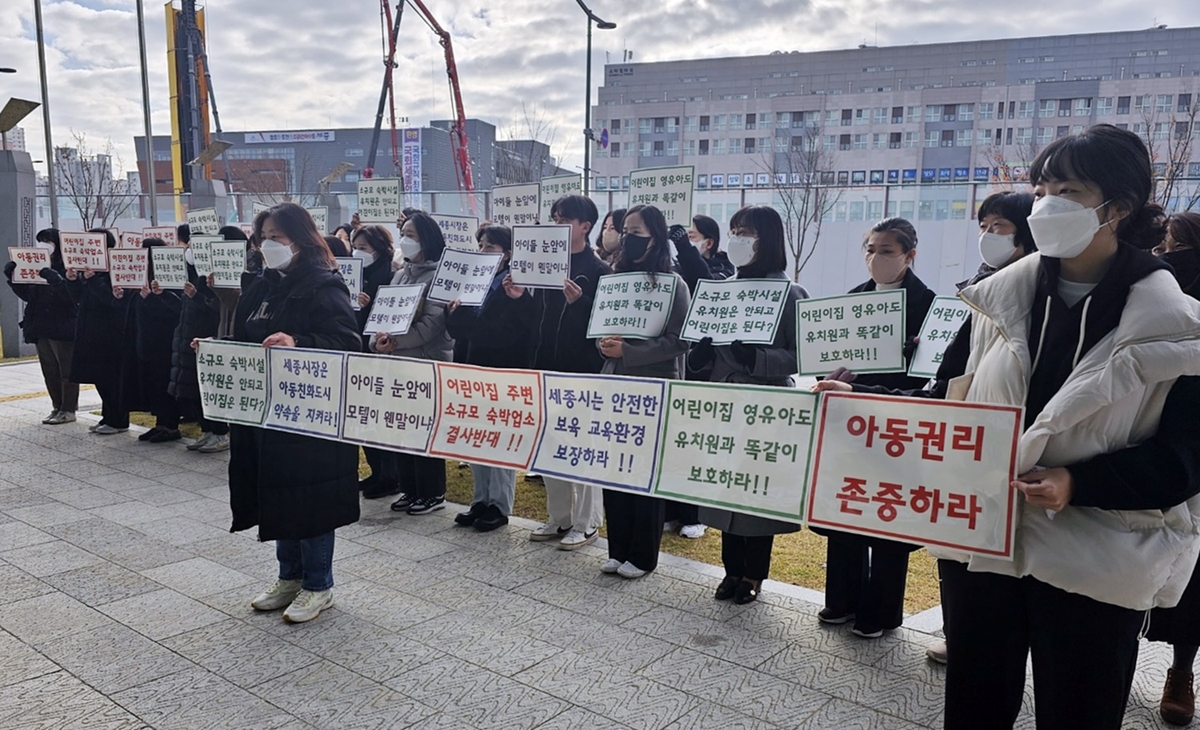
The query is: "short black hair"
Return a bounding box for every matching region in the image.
[352,225,394,260]
[476,224,512,252]
[218,225,248,241]
[729,205,787,277]
[978,192,1036,253]
[692,214,721,252]
[407,213,446,261]
[177,223,190,244]
[35,228,60,246]
[550,194,598,231]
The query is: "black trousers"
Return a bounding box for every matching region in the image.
[823,533,910,631]
[603,490,665,572]
[940,559,1143,730]
[663,499,701,526]
[394,453,446,500]
[180,397,229,435]
[36,339,79,412]
[363,446,397,486]
[721,534,774,581]
[94,377,129,429]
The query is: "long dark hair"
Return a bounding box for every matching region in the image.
[407,213,446,262]
[729,205,787,278]
[352,225,395,261]
[264,202,334,269]
[616,204,672,279]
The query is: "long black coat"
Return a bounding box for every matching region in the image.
[4,263,77,343]
[847,268,936,392]
[67,273,131,385]
[444,267,532,369]
[227,261,363,542]
[355,254,396,347]
[131,289,182,411]
[168,265,221,401]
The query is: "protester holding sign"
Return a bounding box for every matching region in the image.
[349,225,396,345]
[169,227,227,454]
[673,213,736,293]
[224,202,362,625]
[369,213,454,512]
[3,229,79,424]
[596,208,625,265]
[444,224,531,532]
[497,195,611,550]
[686,205,809,604]
[128,238,184,443]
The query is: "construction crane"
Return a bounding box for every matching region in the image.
[364,0,475,198]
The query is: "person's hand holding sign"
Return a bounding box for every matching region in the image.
[810,380,853,394]
[1013,468,1073,512]
[373,332,397,354]
[599,336,624,359]
[502,274,525,300]
[262,332,296,349]
[563,278,583,305]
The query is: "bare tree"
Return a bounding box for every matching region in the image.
[497,103,567,184]
[233,149,321,209]
[1136,98,1200,211]
[983,138,1040,185]
[54,131,139,229]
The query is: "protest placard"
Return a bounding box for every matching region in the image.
[210,241,245,288]
[188,235,220,278]
[252,201,271,215]
[654,381,819,520]
[334,257,364,310]
[429,363,543,469]
[426,249,502,306]
[357,178,401,223]
[539,174,581,223]
[186,207,221,235]
[108,249,149,289]
[305,206,329,234]
[531,374,666,492]
[7,247,50,285]
[339,354,438,454]
[362,284,426,336]
[628,165,695,225]
[119,231,143,249]
[491,182,540,226]
[196,340,269,426]
[263,347,347,439]
[806,392,1022,558]
[60,232,108,271]
[679,278,792,345]
[587,272,677,339]
[795,290,907,376]
[509,225,570,290]
[142,226,177,246]
[908,296,972,378]
[430,214,479,251]
[150,247,188,289]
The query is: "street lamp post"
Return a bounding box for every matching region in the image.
[574,1,615,198]
[33,0,58,227]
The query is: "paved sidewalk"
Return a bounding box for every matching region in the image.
[0,361,1179,728]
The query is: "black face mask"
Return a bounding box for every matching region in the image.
[1163,249,1200,296]
[620,233,652,263]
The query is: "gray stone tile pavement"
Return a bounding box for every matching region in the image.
[0,360,1182,728]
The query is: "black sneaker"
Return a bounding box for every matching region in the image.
[358,475,378,493]
[363,480,402,500]
[148,428,182,443]
[407,496,445,515]
[138,427,164,442]
[817,608,856,625]
[454,503,485,527]
[473,504,509,532]
[390,493,415,512]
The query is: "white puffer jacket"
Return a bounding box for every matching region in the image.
[938,253,1200,611]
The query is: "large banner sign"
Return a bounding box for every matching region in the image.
[340,354,438,455]
[195,341,268,426]
[429,363,543,469]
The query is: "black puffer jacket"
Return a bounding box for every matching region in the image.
[4,261,77,343]
[67,272,131,385]
[847,268,937,392]
[445,267,532,369]
[168,265,221,401]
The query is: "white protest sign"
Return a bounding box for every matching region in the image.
[210,241,245,289]
[7,247,50,285]
[306,206,329,234]
[150,247,188,289]
[60,232,108,271]
[188,235,220,278]
[908,296,972,378]
[363,283,426,336]
[186,207,221,235]
[532,373,666,492]
[538,174,581,223]
[795,290,906,376]
[263,347,347,439]
[339,354,438,454]
[628,165,695,225]
[335,257,364,310]
[509,225,570,290]
[806,392,1022,558]
[142,226,177,246]
[119,231,143,249]
[252,201,271,215]
[679,278,791,345]
[427,249,502,306]
[429,363,543,469]
[108,249,149,289]
[653,381,819,521]
[491,182,540,227]
[196,340,269,426]
[430,213,479,251]
[357,178,401,223]
[587,272,677,339]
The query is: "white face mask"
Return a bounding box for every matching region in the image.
[726,235,756,267]
[34,241,55,251]
[1027,195,1110,259]
[978,232,1019,269]
[397,236,422,261]
[184,247,195,266]
[260,239,295,270]
[351,249,374,263]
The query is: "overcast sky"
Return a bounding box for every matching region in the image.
[0,0,1195,181]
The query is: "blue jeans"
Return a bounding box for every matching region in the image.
[277,531,335,592]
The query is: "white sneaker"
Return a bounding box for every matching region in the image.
[250,579,302,611]
[88,423,102,433]
[600,558,622,574]
[663,520,681,533]
[530,522,571,542]
[557,528,598,551]
[926,639,948,665]
[617,561,647,579]
[93,424,128,435]
[680,524,707,539]
[49,411,76,424]
[199,434,230,453]
[42,410,59,424]
[187,432,214,451]
[283,589,334,623]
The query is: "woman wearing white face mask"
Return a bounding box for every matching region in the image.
[970,191,1037,287]
[596,208,625,265]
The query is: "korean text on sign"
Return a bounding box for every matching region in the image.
[142,226,177,246]
[627,165,695,225]
[427,249,503,306]
[908,296,972,378]
[806,392,1022,558]
[60,232,108,271]
[210,241,245,288]
[653,381,818,520]
[587,272,677,340]
[429,363,543,469]
[491,182,540,227]
[150,248,188,289]
[509,225,571,290]
[263,347,346,439]
[7,247,50,285]
[195,340,269,426]
[339,354,438,454]
[680,278,792,345]
[188,236,220,278]
[363,284,425,336]
[119,232,143,249]
[357,178,401,223]
[430,214,479,251]
[531,373,666,492]
[186,207,221,235]
[305,207,329,234]
[335,257,364,310]
[795,290,906,376]
[108,249,149,289]
[538,174,581,223]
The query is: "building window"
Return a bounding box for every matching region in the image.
[904,131,919,148]
[610,142,621,158]
[925,105,941,123]
[1073,98,1092,116]
[1135,95,1151,113]
[873,107,887,124]
[653,117,665,134]
[941,130,955,147]
[712,139,726,155]
[1157,95,1174,114]
[977,129,992,146]
[1057,100,1072,117]
[1016,127,1032,145]
[924,131,939,148]
[853,134,868,150]
[1018,101,1035,118]
[745,113,757,130]
[1179,95,1193,114]
[1036,127,1053,145]
[624,144,636,158]
[1153,122,1170,141]
[683,116,697,132]
[1177,122,1192,140]
[1096,97,1112,115]
[699,116,710,132]
[776,112,790,127]
[729,114,743,131]
[666,140,679,156]
[958,104,974,121]
[1056,125,1069,139]
[824,135,837,151]
[841,109,853,126]
[956,129,973,147]
[906,106,921,123]
[713,115,727,131]
[639,118,652,133]
[839,134,852,151]
[639,141,652,156]
[979,102,995,120]
[888,132,901,149]
[345,148,364,157]
[855,109,870,126]
[667,117,679,133]
[775,136,788,153]
[872,133,887,149]
[699,139,709,156]
[743,138,755,154]
[611,119,622,133]
[1038,100,1056,118]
